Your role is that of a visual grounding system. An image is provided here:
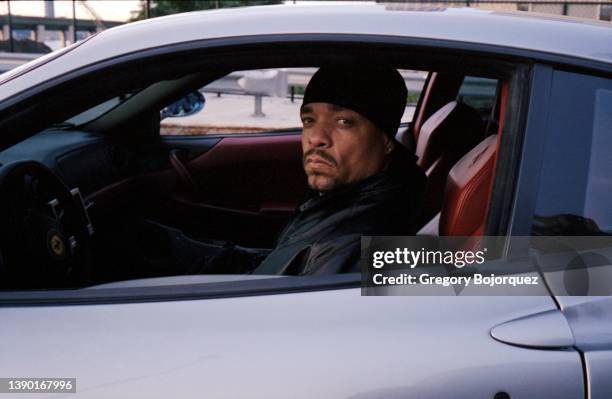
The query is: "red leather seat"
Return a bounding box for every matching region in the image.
[439,134,498,237]
[421,81,508,239]
[415,101,485,222]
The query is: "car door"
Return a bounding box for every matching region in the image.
[0,285,583,399]
[0,62,585,399]
[0,34,591,399]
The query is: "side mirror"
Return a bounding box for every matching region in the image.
[161,91,205,119]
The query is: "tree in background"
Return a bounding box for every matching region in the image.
[132,0,282,20]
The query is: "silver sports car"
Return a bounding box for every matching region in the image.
[0,3,611,398]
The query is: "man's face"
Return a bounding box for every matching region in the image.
[301,102,393,193]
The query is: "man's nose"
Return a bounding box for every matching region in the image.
[307,123,331,148]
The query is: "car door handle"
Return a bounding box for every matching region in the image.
[490,309,575,349]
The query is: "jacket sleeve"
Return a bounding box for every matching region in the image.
[300,233,363,275]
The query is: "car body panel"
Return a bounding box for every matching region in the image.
[554,296,612,399]
[0,290,583,398]
[585,351,612,399]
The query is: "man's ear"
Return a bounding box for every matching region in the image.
[384,135,395,154]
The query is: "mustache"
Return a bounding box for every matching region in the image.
[303,149,337,167]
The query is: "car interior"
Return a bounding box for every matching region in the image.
[0,45,516,290]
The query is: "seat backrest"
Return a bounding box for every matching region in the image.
[439,134,497,236]
[415,101,484,221]
[411,72,465,142]
[416,101,484,170]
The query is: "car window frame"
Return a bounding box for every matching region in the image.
[487,63,540,239]
[502,63,612,260]
[0,35,538,305]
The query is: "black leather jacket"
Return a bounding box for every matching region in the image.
[254,147,426,275]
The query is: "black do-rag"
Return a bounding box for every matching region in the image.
[302,66,407,137]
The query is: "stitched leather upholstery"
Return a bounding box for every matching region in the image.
[439,134,497,236]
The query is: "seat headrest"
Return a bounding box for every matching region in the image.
[415,101,484,171]
[440,135,497,236]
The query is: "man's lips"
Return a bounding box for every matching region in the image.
[306,156,333,167]
[303,149,337,167]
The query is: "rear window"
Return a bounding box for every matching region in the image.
[456,76,498,116]
[532,70,612,235]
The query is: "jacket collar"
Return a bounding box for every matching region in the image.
[297,145,417,213]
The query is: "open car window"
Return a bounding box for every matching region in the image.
[0,42,519,302]
[159,68,425,136]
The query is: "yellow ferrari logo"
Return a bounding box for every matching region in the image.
[49,234,65,256]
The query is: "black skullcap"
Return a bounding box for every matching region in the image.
[302,66,407,137]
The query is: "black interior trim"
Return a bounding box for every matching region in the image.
[506,65,555,236]
[485,64,533,237]
[0,273,360,307]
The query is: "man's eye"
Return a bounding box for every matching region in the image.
[301,117,314,125]
[337,118,352,127]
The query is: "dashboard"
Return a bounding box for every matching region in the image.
[0,130,131,196]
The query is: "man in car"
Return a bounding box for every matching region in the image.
[252,66,426,275]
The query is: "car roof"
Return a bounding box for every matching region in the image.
[1,3,611,101]
[51,3,612,63]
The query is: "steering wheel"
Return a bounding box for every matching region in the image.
[0,161,94,289]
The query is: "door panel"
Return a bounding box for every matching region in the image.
[161,134,306,247]
[186,134,305,210]
[0,291,583,398]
